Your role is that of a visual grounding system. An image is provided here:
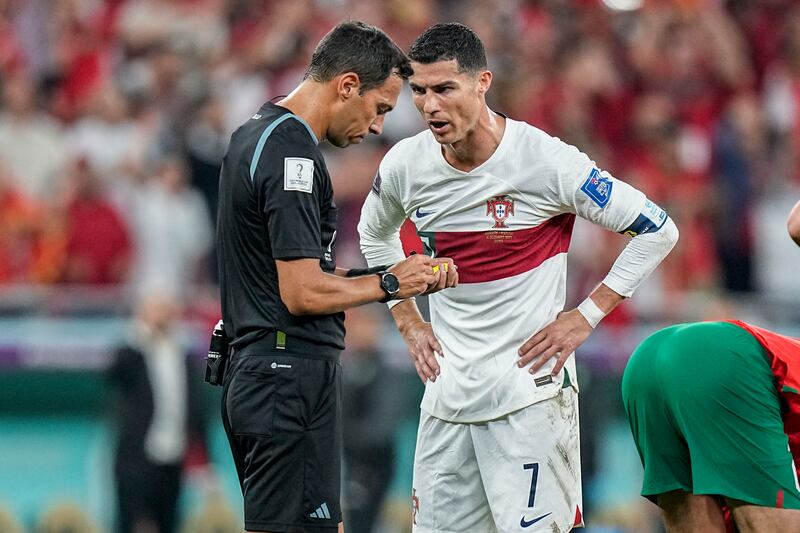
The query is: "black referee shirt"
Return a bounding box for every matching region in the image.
[217,102,344,351]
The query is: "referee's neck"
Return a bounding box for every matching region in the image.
[276,81,330,143]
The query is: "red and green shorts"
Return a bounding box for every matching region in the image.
[622,321,800,509]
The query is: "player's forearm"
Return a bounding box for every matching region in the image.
[587,284,624,313]
[390,298,426,334]
[602,217,679,297]
[572,283,625,329]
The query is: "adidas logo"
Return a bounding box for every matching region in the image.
[309,502,331,520]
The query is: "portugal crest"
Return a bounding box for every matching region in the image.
[486,195,515,228]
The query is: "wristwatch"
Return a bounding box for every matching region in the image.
[377,271,400,303]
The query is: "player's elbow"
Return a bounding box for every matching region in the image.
[660,217,680,250]
[789,225,800,247]
[357,224,377,258]
[788,206,800,246]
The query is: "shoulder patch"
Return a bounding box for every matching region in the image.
[579,168,613,208]
[284,157,314,193]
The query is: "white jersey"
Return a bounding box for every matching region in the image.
[359,118,677,423]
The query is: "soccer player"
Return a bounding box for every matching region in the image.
[622,321,800,532]
[358,23,679,532]
[216,22,456,533]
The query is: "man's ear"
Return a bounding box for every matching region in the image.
[477,70,492,96]
[337,72,361,100]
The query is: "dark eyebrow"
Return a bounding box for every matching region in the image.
[409,81,457,92]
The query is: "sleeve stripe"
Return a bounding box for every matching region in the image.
[250,114,295,182]
[292,115,319,145]
[249,114,318,182]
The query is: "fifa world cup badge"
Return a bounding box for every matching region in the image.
[486,195,515,228]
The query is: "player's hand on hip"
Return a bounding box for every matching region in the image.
[390,254,437,299]
[424,257,458,294]
[399,320,443,383]
[517,309,593,376]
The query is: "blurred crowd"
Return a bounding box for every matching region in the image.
[1,0,800,316]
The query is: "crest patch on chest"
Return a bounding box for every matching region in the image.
[486,195,515,228]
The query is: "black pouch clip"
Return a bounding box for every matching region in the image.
[204,320,229,386]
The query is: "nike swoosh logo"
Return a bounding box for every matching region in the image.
[520,512,551,528]
[415,207,434,218]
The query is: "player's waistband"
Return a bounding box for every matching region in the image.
[233,331,341,361]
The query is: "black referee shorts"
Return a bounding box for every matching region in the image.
[221,348,342,533]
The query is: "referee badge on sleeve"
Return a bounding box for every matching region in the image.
[284,157,314,193]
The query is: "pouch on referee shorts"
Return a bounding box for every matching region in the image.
[204,319,229,386]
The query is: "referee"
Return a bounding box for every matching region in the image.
[216,22,456,533]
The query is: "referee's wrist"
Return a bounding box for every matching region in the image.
[376,271,400,303]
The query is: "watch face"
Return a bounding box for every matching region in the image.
[382,272,400,294]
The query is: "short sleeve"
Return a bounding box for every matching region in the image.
[253,121,324,260]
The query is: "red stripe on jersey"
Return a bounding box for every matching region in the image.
[433,214,575,284]
[778,489,785,509]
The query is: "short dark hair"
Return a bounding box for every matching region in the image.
[409,23,487,73]
[305,21,412,93]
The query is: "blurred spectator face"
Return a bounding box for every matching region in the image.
[633,94,677,144]
[96,85,131,123]
[157,157,188,193]
[136,291,178,335]
[62,157,100,201]
[728,92,765,156]
[561,41,618,97]
[2,74,35,116]
[200,95,225,132]
[409,59,491,145]
[327,73,402,147]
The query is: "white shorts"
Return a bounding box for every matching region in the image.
[411,387,582,533]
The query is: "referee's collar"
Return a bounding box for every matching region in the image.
[266,102,319,145]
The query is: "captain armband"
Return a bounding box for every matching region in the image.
[621,199,668,237]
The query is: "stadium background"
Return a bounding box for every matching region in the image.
[1,0,800,531]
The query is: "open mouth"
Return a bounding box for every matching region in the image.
[428,120,449,134]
